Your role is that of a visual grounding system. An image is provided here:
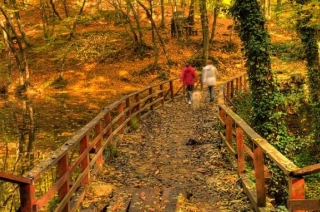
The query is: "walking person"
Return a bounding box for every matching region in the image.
[180,63,197,104]
[202,60,218,102]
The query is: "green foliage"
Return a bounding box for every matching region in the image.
[130,116,139,130]
[106,143,119,158]
[232,91,252,123]
[47,195,60,212]
[276,205,288,212]
[270,41,305,62]
[296,0,320,145]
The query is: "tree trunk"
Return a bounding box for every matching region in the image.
[159,0,165,28]
[275,0,281,11]
[231,0,290,204]
[139,0,171,64]
[209,6,218,43]
[0,6,29,91]
[187,0,195,25]
[0,20,12,80]
[200,0,209,64]
[296,0,320,145]
[50,0,62,20]
[127,0,146,46]
[137,0,158,65]
[69,0,86,39]
[13,11,32,47]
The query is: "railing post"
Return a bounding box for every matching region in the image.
[58,154,70,212]
[126,98,131,127]
[135,94,141,120]
[20,184,36,212]
[225,115,232,148]
[231,80,234,99]
[253,144,266,207]
[105,111,113,146]
[239,76,243,92]
[244,75,248,90]
[235,78,239,94]
[80,134,90,184]
[160,84,164,107]
[95,122,103,165]
[288,177,305,212]
[236,127,245,174]
[149,87,153,110]
[226,82,231,100]
[118,102,124,134]
[169,81,174,101]
[219,106,226,123]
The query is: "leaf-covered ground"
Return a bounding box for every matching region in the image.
[82,90,255,212]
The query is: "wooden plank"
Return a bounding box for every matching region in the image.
[0,172,32,185]
[161,187,186,212]
[253,145,266,207]
[240,174,275,212]
[105,188,133,212]
[288,178,305,212]
[290,163,320,177]
[218,104,299,175]
[288,199,320,210]
[129,188,159,212]
[236,127,245,174]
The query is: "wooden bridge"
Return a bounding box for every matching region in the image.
[1,74,320,211]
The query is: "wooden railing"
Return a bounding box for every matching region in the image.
[0,77,193,212]
[218,74,320,212]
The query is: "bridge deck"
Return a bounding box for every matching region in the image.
[82,90,255,211]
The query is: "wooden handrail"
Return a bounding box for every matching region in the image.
[0,77,187,212]
[218,73,320,212]
[0,172,32,185]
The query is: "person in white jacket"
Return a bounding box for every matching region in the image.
[202,60,218,102]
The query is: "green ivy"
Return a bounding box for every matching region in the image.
[296,0,320,146]
[230,0,296,205]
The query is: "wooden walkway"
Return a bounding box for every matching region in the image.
[84,90,255,211]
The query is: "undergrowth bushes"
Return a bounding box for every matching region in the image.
[233,88,319,199]
[270,41,305,62]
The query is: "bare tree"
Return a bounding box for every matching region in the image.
[68,0,86,39]
[210,6,219,43]
[159,0,165,28]
[8,0,32,47]
[187,0,195,25]
[200,0,209,64]
[137,0,159,65]
[0,6,29,92]
[137,0,172,64]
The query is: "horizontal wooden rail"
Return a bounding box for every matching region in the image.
[0,77,190,212]
[218,73,320,212]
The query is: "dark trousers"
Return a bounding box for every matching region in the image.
[208,86,214,102]
[186,85,194,102]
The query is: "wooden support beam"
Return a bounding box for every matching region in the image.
[253,144,266,207]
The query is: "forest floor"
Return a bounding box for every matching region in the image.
[5,5,247,99]
[81,89,256,212]
[0,2,309,211]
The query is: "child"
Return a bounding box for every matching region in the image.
[180,63,197,104]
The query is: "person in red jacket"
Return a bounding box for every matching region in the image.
[180,63,197,104]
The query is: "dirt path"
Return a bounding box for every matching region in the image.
[83,89,255,212]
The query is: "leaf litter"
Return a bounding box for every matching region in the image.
[82,91,255,212]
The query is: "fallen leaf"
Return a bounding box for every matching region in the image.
[140,192,146,201]
[196,168,206,173]
[155,169,160,175]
